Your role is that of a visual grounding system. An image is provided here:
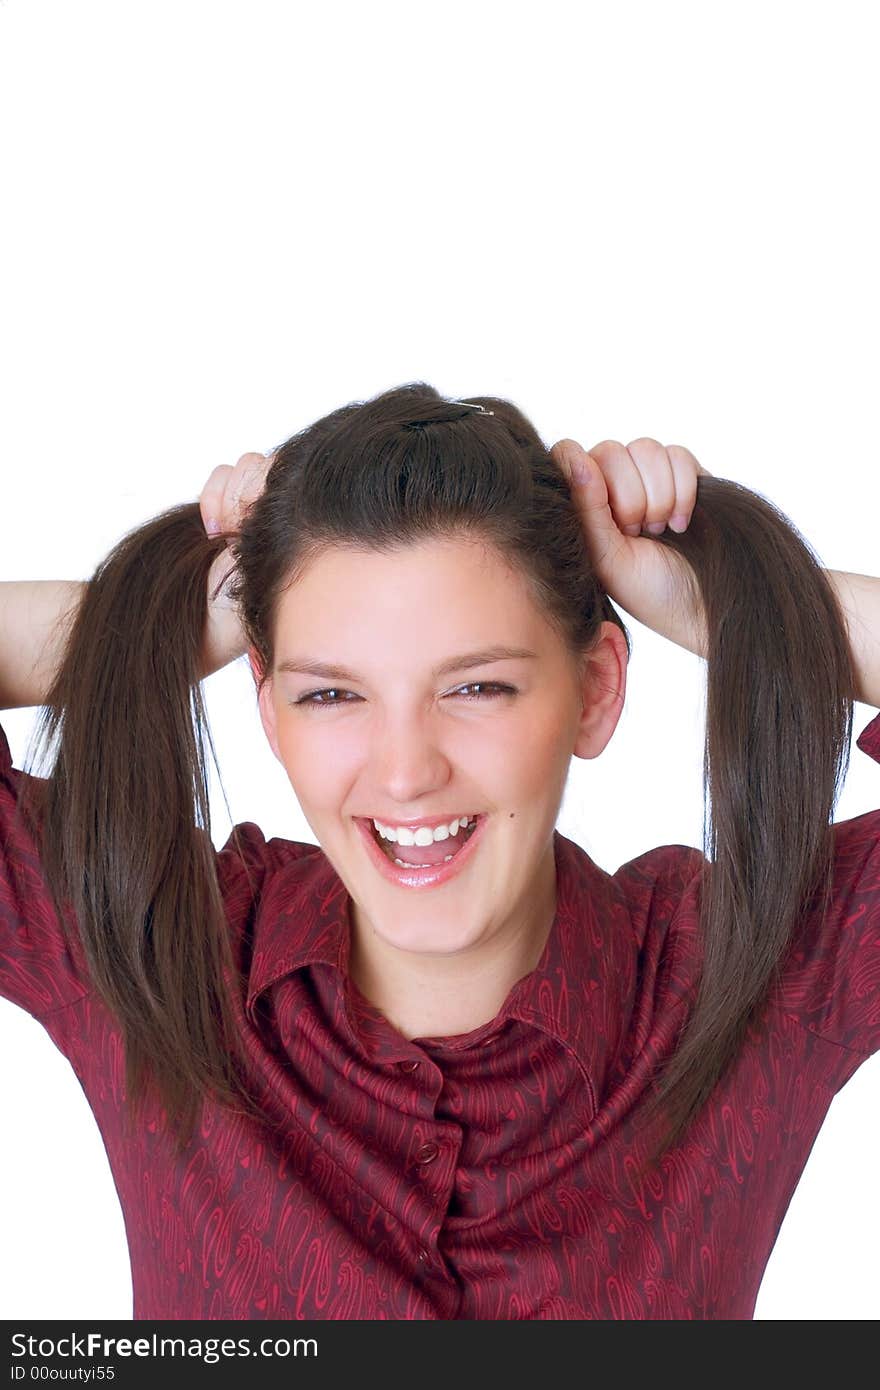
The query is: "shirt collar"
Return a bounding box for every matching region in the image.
[245,830,638,1105]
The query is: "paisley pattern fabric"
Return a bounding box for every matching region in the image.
[1,713,879,1320]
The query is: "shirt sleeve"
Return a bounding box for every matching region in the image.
[0,717,282,1026]
[0,718,91,1019]
[776,709,880,1058]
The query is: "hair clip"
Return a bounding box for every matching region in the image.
[403,401,497,432]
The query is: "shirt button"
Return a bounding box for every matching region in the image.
[397,1059,420,1072]
[414,1141,440,1164]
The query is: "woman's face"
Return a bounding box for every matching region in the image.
[255,536,625,961]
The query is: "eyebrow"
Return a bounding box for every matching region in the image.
[275,644,538,682]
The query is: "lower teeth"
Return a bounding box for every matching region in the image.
[392,856,452,867]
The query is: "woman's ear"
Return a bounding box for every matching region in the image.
[571,622,628,760]
[249,646,282,762]
[247,644,266,686]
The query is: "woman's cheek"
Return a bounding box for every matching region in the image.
[277,715,363,789]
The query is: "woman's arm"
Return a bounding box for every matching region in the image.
[0,581,85,711]
[0,454,271,711]
[616,566,880,710]
[826,571,880,710]
[0,573,246,711]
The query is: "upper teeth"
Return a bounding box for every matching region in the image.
[372,816,476,845]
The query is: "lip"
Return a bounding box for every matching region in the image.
[354,814,488,889]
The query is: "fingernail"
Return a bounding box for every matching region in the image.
[623,524,641,536]
[569,453,591,485]
[205,518,221,535]
[668,514,689,533]
[646,521,666,535]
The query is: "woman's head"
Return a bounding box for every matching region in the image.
[251,534,628,964]
[226,383,630,961]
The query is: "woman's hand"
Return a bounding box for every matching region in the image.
[199,451,274,677]
[199,451,275,540]
[551,436,711,659]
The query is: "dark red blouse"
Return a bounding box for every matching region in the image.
[2,713,879,1320]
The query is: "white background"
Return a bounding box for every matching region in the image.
[1,0,878,1320]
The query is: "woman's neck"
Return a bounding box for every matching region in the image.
[347,858,557,1042]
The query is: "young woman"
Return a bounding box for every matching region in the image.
[1,382,878,1320]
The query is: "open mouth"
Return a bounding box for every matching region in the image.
[354,813,489,889]
[370,817,480,868]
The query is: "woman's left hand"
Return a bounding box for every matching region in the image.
[551,436,712,658]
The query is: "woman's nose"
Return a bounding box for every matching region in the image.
[369,715,452,804]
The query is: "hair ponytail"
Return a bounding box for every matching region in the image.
[20,504,265,1151]
[637,474,856,1162]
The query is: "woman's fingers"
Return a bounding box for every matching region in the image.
[578,437,709,536]
[551,438,629,583]
[666,444,708,531]
[593,438,684,534]
[224,451,273,531]
[199,464,234,535]
[199,452,274,537]
[588,439,665,536]
[553,433,710,637]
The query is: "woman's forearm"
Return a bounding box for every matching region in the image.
[0,581,85,710]
[826,570,880,709]
[615,565,880,711]
[0,576,246,711]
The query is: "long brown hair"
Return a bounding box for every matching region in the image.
[19,383,856,1163]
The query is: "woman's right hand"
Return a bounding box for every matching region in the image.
[199,451,275,676]
[199,451,275,540]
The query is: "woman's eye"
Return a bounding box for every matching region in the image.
[453,682,517,701]
[292,682,516,709]
[294,688,359,708]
